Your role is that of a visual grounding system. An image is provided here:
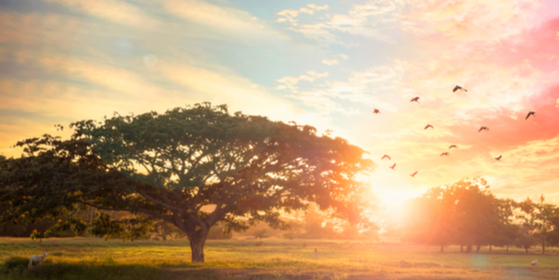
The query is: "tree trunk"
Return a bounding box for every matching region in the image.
[489,245,492,252]
[460,244,463,253]
[466,245,472,253]
[525,246,528,254]
[440,245,444,252]
[187,231,207,263]
[542,237,545,254]
[476,245,480,253]
[506,245,508,254]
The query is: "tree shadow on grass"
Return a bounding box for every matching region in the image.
[3,257,558,280]
[2,258,160,280]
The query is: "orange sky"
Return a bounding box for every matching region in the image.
[0,0,558,211]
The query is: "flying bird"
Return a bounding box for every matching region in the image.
[526,111,535,120]
[410,97,420,102]
[449,145,458,149]
[390,163,396,170]
[441,152,449,156]
[381,155,391,160]
[495,155,502,161]
[453,85,467,92]
[479,126,489,132]
[410,171,418,177]
[373,109,380,114]
[425,124,434,129]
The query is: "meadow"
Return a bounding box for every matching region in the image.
[0,237,557,280]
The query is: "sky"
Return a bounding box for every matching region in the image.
[0,0,558,211]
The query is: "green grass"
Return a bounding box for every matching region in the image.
[0,237,557,279]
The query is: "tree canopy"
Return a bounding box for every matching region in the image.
[402,177,559,254]
[0,103,375,262]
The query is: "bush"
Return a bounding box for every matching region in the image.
[282,232,297,240]
[3,257,29,270]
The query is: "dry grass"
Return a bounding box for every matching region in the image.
[0,237,557,279]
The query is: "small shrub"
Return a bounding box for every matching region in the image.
[4,257,29,270]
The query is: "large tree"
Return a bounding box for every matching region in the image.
[402,186,456,252]
[0,103,374,263]
[403,178,505,253]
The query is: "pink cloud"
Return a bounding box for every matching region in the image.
[446,85,558,150]
[491,17,559,71]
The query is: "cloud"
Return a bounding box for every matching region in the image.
[399,0,550,43]
[276,4,329,25]
[322,54,349,65]
[275,71,329,93]
[40,57,166,97]
[44,0,159,28]
[279,1,401,45]
[322,59,338,65]
[337,54,349,60]
[163,0,282,41]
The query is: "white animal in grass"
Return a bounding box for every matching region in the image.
[531,259,537,266]
[28,253,48,269]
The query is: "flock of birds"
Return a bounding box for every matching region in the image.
[373,85,537,178]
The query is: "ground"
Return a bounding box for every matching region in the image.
[0,237,557,280]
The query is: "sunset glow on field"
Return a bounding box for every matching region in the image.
[0,0,558,212]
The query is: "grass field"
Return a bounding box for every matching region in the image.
[0,237,557,280]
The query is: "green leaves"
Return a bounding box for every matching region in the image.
[91,214,154,242]
[1,103,375,262]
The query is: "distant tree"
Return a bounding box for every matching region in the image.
[0,103,374,263]
[491,199,519,254]
[450,178,504,253]
[302,203,340,239]
[207,223,233,240]
[516,227,535,254]
[402,187,454,252]
[151,220,187,240]
[533,196,559,254]
[403,178,505,253]
[512,196,560,255]
[254,229,269,240]
[281,219,304,240]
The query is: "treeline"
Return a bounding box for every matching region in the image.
[0,205,234,240]
[402,177,559,254]
[0,204,375,241]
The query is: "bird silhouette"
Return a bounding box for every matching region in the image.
[453,85,467,92]
[410,171,418,177]
[410,97,420,102]
[390,163,396,169]
[381,155,391,160]
[449,145,458,149]
[495,155,502,160]
[526,111,535,120]
[425,124,434,129]
[479,126,489,132]
[441,152,449,156]
[373,109,380,114]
